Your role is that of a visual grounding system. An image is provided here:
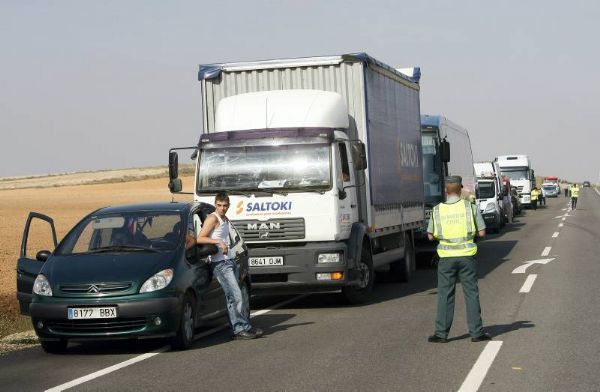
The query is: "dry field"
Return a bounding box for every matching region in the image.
[0,169,195,338]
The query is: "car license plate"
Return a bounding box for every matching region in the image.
[249,256,284,267]
[68,307,117,320]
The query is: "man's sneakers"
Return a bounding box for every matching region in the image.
[471,333,492,342]
[233,327,264,340]
[427,335,448,343]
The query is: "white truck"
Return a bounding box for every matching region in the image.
[474,161,509,232]
[168,53,425,303]
[495,155,534,208]
[415,115,477,252]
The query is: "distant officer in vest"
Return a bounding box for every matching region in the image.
[570,183,580,210]
[427,176,491,343]
[530,187,539,210]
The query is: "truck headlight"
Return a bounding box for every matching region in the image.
[317,253,341,263]
[33,274,52,296]
[484,203,496,213]
[140,269,174,293]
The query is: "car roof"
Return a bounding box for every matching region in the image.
[94,202,212,215]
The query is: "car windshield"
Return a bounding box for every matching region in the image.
[56,211,183,255]
[478,181,496,199]
[543,185,556,191]
[197,140,331,193]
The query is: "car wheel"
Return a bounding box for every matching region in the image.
[342,244,374,305]
[390,234,415,282]
[171,293,195,351]
[40,339,67,354]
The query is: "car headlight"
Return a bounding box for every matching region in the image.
[140,268,174,293]
[484,203,496,213]
[33,274,52,296]
[318,253,341,263]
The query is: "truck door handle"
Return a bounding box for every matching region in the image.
[351,204,357,208]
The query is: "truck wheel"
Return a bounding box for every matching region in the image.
[390,235,416,282]
[342,246,374,305]
[40,339,67,354]
[171,293,195,351]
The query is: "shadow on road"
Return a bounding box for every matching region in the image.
[447,320,535,342]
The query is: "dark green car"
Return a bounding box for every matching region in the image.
[16,202,250,353]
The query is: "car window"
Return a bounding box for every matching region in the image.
[56,211,183,255]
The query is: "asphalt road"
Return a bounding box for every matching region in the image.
[1,188,598,392]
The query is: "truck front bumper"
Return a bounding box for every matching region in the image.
[247,242,356,294]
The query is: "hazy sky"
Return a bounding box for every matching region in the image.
[1,0,598,182]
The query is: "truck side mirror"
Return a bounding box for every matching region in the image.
[169,151,179,180]
[351,142,367,170]
[440,140,450,163]
[168,178,182,193]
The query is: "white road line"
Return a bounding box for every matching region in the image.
[561,217,566,221]
[519,274,538,293]
[45,294,308,392]
[45,349,170,392]
[512,258,555,274]
[457,341,503,392]
[552,232,560,238]
[541,247,551,257]
[558,223,564,227]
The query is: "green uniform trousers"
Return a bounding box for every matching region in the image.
[435,256,484,338]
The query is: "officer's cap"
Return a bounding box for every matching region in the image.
[445,176,463,185]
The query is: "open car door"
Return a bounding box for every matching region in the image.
[16,212,58,315]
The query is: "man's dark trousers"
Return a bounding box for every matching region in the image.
[435,256,484,339]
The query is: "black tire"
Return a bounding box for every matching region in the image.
[390,234,416,282]
[40,339,67,354]
[342,244,374,305]
[171,293,195,351]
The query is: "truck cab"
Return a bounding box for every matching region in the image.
[496,155,534,208]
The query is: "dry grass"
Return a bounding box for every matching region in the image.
[0,168,195,338]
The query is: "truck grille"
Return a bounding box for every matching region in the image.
[47,317,147,334]
[232,218,305,241]
[59,282,132,295]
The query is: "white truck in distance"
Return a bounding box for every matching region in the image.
[474,161,509,232]
[495,155,534,208]
[168,53,425,303]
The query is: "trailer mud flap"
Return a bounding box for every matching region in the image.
[347,223,368,269]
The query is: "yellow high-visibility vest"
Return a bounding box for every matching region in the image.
[570,186,579,198]
[432,199,477,257]
[531,189,539,201]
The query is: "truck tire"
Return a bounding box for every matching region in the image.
[390,234,416,282]
[171,292,195,351]
[40,339,67,354]
[342,245,374,305]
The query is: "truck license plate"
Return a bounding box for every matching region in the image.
[249,257,284,267]
[68,307,117,320]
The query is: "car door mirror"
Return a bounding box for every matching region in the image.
[197,244,219,258]
[351,142,367,170]
[35,250,51,262]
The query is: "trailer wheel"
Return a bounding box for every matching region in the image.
[390,234,416,282]
[342,245,374,305]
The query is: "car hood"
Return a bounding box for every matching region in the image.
[43,251,176,286]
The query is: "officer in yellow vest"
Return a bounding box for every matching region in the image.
[570,183,580,209]
[427,176,490,343]
[530,187,539,210]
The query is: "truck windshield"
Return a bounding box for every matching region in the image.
[500,168,529,181]
[197,143,331,192]
[421,133,442,205]
[478,181,496,199]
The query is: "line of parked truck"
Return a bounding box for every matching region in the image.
[168,52,543,301]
